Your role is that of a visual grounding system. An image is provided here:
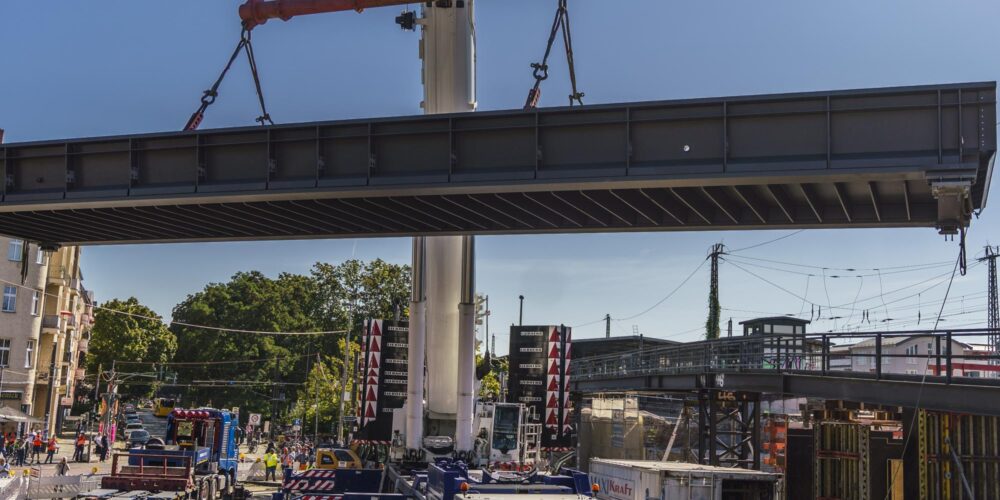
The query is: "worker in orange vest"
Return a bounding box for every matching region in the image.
[73,433,87,462]
[31,433,43,464]
[45,436,57,464]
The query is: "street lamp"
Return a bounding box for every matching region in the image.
[518,295,524,326]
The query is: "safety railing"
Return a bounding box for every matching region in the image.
[571,328,1000,385]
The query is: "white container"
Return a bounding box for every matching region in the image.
[589,459,779,500]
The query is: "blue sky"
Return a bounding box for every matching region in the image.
[2,1,999,354]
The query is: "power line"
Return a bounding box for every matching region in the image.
[614,258,708,322]
[113,352,317,366]
[727,230,804,253]
[884,252,962,500]
[725,254,954,272]
[0,276,346,336]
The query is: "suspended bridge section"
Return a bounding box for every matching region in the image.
[0,82,994,244]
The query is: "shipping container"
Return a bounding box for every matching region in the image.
[589,459,779,500]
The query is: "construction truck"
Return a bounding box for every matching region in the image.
[96,408,240,499]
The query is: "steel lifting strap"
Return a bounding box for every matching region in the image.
[524,0,584,109]
[184,27,274,131]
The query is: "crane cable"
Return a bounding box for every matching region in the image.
[183,27,274,131]
[524,0,584,109]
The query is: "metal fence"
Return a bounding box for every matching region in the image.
[571,329,1000,385]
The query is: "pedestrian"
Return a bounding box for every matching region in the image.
[99,434,109,462]
[73,433,87,462]
[0,458,8,478]
[31,433,42,464]
[56,457,69,476]
[263,450,279,481]
[45,436,57,464]
[14,439,25,467]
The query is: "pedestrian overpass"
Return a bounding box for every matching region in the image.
[0,82,994,244]
[570,328,1000,416]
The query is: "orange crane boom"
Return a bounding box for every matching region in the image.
[239,0,415,30]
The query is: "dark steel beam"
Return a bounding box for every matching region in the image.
[670,188,712,225]
[833,182,853,222]
[763,184,794,223]
[729,186,767,224]
[610,190,659,226]
[902,181,912,222]
[0,82,993,244]
[868,182,882,222]
[495,194,558,229]
[465,194,532,230]
[700,187,739,225]
[638,188,686,225]
[797,183,823,223]
[579,191,633,227]
[515,192,578,228]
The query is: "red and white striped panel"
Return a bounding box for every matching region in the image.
[294,495,343,500]
[284,478,339,491]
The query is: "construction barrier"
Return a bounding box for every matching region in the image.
[0,476,26,500]
[237,460,266,482]
[25,474,99,499]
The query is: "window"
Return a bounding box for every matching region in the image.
[30,291,40,316]
[1,286,15,313]
[24,340,34,369]
[35,248,45,265]
[6,240,22,261]
[0,339,11,368]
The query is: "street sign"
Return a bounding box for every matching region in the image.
[293,418,301,426]
[248,413,262,426]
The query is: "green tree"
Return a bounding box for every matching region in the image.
[290,337,361,436]
[170,271,322,414]
[86,297,177,397]
[310,259,411,329]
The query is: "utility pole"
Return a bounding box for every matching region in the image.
[706,244,725,340]
[979,246,1000,361]
[336,301,356,445]
[605,314,611,338]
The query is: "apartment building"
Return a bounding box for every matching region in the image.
[835,335,999,379]
[0,237,93,435]
[0,237,48,422]
[35,245,94,435]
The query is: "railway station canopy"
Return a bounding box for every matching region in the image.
[0,82,994,245]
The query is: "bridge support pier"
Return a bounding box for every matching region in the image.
[697,390,761,469]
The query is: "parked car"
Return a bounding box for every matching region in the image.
[128,430,150,448]
[123,422,144,435]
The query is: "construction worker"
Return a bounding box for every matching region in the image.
[31,433,42,464]
[73,433,87,462]
[263,449,279,481]
[45,436,57,464]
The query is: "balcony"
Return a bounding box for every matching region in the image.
[78,338,88,352]
[41,315,60,330]
[46,267,69,286]
[74,368,85,381]
[69,278,81,291]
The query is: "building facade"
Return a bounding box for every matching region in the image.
[0,238,49,419]
[0,237,93,435]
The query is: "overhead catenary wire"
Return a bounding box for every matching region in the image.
[883,252,962,500]
[726,230,804,253]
